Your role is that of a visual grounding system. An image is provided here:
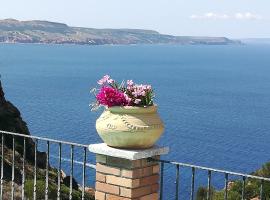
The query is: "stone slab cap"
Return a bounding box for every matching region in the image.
[88,143,169,160]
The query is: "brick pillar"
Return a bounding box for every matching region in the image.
[88,143,169,200]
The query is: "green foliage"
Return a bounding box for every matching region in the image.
[254,162,270,178]
[230,180,259,199]
[196,181,261,200]
[213,190,241,200]
[24,179,94,200]
[196,186,214,200]
[196,187,207,200]
[196,162,270,200]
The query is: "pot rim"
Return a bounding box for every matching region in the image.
[106,104,158,114]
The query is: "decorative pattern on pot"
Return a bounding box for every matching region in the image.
[96,106,164,149]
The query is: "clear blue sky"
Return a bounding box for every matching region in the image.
[0,0,269,38]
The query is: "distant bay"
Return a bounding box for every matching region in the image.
[1,43,270,199]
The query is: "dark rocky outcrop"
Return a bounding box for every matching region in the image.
[0,80,94,199]
[0,81,46,168]
[1,160,22,184]
[63,176,79,190]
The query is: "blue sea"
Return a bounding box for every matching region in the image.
[1,43,270,199]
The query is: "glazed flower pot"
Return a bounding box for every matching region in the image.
[95,105,164,149]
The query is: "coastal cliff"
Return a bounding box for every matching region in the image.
[0,81,94,199]
[0,81,46,167]
[0,19,241,45]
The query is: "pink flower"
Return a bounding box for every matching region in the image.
[127,80,134,86]
[132,91,139,97]
[97,75,110,85]
[134,99,141,104]
[90,75,154,110]
[140,91,146,96]
[96,86,128,107]
[107,79,114,84]
[124,93,132,105]
[146,85,152,90]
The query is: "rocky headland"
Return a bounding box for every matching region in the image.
[0,80,94,199]
[0,19,241,45]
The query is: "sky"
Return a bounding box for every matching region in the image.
[0,0,269,38]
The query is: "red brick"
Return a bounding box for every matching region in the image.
[95,191,105,200]
[96,172,106,182]
[120,186,152,198]
[139,193,158,200]
[140,175,159,187]
[106,194,132,200]
[96,163,120,176]
[152,165,160,174]
[96,182,120,195]
[106,175,140,188]
[151,183,159,192]
[122,166,153,178]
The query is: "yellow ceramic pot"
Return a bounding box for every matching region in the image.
[96,105,164,149]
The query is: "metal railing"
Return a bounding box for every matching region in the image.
[0,130,95,200]
[1,130,270,200]
[149,158,270,200]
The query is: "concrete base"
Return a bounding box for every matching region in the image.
[88,143,169,160]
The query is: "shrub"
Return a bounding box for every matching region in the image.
[196,186,214,200]
[24,179,94,200]
[213,190,241,200]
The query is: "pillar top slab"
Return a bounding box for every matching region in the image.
[88,143,169,160]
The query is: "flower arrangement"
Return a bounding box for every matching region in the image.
[90,75,154,110]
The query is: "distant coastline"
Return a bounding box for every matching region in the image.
[0,18,241,46]
[240,38,270,44]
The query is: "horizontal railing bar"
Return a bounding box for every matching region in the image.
[0,130,88,148]
[150,158,270,182]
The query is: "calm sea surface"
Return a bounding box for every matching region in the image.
[1,43,270,198]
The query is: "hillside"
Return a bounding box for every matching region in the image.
[0,19,241,45]
[0,80,94,199]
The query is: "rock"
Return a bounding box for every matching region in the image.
[0,81,91,199]
[61,169,66,179]
[0,159,22,184]
[62,176,79,190]
[36,151,47,169]
[227,181,234,190]
[84,187,95,196]
[0,80,46,168]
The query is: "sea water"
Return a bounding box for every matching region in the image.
[1,43,270,199]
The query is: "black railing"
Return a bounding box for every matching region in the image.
[149,158,270,200]
[1,130,269,200]
[0,130,95,200]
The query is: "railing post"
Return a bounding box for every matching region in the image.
[89,143,169,200]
